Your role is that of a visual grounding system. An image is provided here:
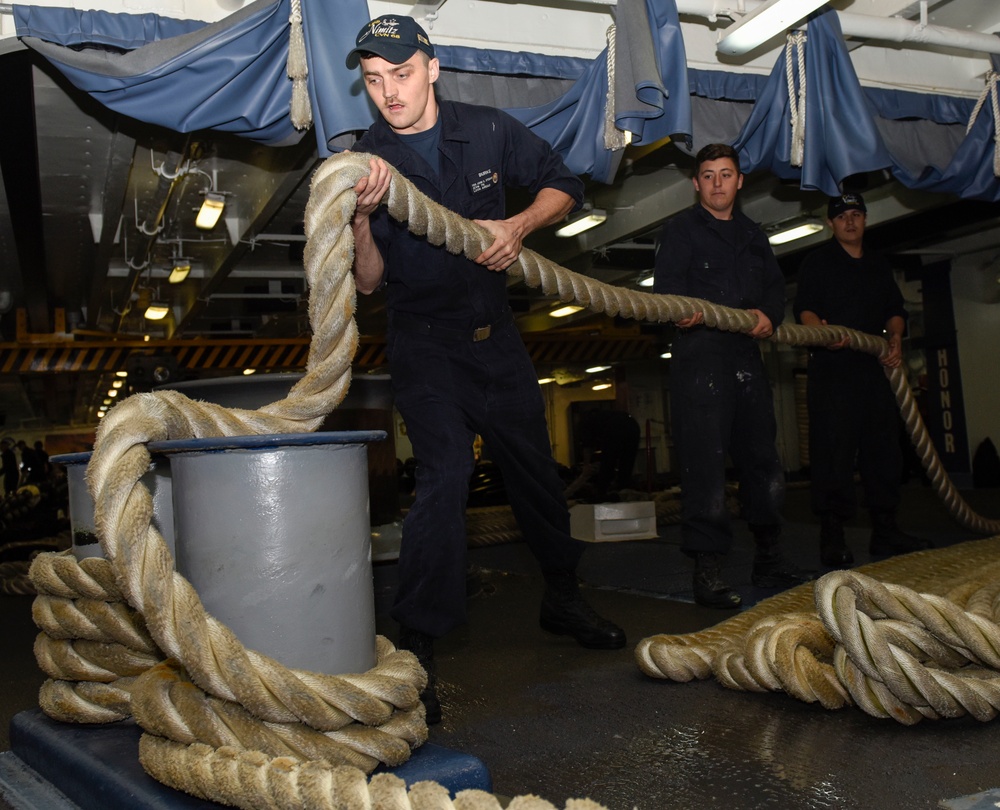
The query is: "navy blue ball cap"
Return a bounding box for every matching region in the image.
[346,16,435,69]
[828,193,867,219]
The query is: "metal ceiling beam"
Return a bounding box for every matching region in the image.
[88,128,138,331]
[0,51,49,333]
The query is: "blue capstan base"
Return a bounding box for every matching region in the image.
[0,709,491,810]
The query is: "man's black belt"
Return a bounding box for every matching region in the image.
[391,309,514,342]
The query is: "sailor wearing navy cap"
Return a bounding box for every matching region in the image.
[345,16,626,724]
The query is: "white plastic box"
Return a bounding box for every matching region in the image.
[569,501,657,542]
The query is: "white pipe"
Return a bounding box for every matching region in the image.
[716,0,829,55]
[672,0,1000,57]
[837,12,1000,56]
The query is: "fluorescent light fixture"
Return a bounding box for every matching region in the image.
[243,368,256,376]
[586,365,611,374]
[592,382,612,391]
[537,377,555,385]
[168,260,192,284]
[767,221,824,245]
[144,303,170,320]
[717,0,829,56]
[196,192,226,230]
[115,370,128,378]
[550,305,584,318]
[638,275,655,288]
[555,208,607,238]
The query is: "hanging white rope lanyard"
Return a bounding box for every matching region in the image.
[604,24,629,151]
[967,69,1000,176]
[287,0,312,129]
[785,31,807,168]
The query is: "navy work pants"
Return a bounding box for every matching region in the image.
[671,336,784,556]
[807,357,901,519]
[387,320,583,638]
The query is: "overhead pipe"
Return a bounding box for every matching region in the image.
[671,0,1000,56]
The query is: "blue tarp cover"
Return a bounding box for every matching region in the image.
[14,0,689,181]
[13,1,1000,198]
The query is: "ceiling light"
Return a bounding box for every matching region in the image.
[586,365,611,374]
[144,303,170,320]
[592,382,612,391]
[538,377,555,385]
[168,259,192,284]
[717,0,829,56]
[196,192,226,230]
[638,274,655,288]
[660,351,673,359]
[767,221,824,245]
[550,304,584,318]
[112,380,123,389]
[143,335,151,342]
[243,368,256,376]
[115,370,128,378]
[107,389,119,398]
[97,411,105,418]
[555,208,607,238]
[103,398,112,405]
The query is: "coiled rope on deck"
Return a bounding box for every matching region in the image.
[29,152,1000,809]
[636,539,1000,724]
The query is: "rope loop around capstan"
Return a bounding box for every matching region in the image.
[30,151,1000,810]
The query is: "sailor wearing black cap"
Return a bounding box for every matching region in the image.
[794,192,931,567]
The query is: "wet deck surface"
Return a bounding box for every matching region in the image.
[2,482,1000,809]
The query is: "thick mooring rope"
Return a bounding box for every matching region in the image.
[30,152,1000,810]
[314,155,994,533]
[636,538,1000,724]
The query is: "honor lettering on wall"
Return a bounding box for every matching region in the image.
[919,262,971,479]
[924,345,970,473]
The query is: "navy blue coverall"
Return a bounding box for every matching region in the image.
[793,240,908,520]
[653,205,786,556]
[356,99,585,638]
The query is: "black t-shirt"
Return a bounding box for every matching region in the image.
[399,117,441,180]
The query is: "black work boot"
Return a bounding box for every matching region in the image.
[750,524,815,589]
[539,573,626,649]
[692,552,742,609]
[869,510,933,557]
[397,626,441,725]
[820,514,854,568]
